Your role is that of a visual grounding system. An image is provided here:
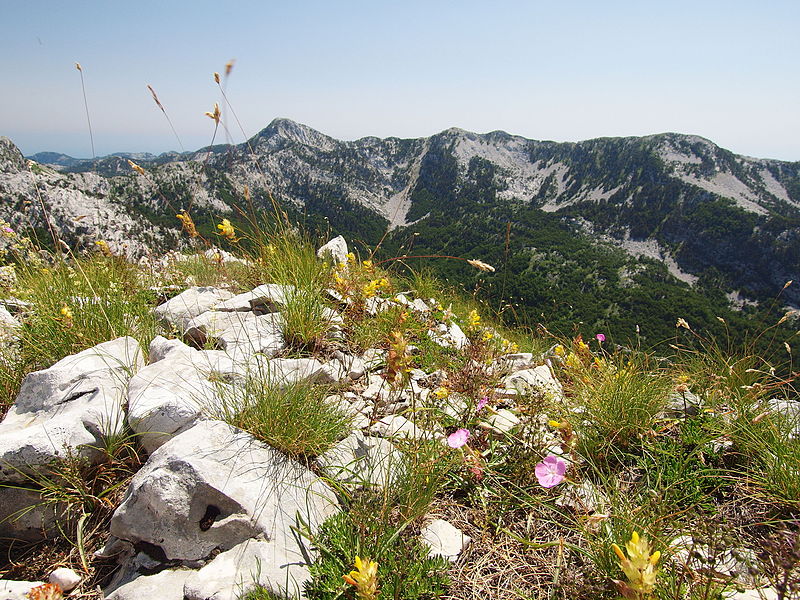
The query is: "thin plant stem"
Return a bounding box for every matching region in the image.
[75,62,95,159]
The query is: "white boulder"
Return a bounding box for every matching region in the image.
[110,420,338,562]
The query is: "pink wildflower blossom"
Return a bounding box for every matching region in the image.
[596,333,606,343]
[535,454,567,488]
[447,428,470,449]
[476,397,488,412]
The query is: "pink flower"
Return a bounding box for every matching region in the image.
[535,454,567,488]
[447,428,470,449]
[595,333,606,343]
[476,397,488,412]
[2,227,13,234]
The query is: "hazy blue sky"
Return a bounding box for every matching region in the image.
[2,0,798,160]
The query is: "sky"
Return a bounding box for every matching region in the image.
[2,0,798,161]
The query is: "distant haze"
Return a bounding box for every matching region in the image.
[2,0,798,161]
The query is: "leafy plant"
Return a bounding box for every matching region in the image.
[303,510,450,600]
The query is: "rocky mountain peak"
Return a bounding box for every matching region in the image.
[253,118,338,152]
[0,137,26,174]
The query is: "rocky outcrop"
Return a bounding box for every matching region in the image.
[0,336,143,482]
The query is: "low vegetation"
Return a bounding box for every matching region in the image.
[0,212,797,600]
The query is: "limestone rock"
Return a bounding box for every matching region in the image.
[214,283,295,314]
[317,235,348,265]
[370,415,437,440]
[492,352,537,374]
[0,337,142,482]
[204,247,248,265]
[428,321,468,349]
[183,310,259,346]
[480,408,521,434]
[110,420,338,562]
[248,356,326,388]
[664,389,703,417]
[105,569,192,600]
[0,487,67,541]
[0,580,44,600]
[0,305,20,342]
[216,313,285,360]
[332,351,367,380]
[154,287,234,332]
[184,538,308,600]
[503,365,563,400]
[316,431,405,489]
[127,340,239,453]
[420,519,471,562]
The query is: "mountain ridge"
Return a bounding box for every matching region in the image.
[3,120,799,336]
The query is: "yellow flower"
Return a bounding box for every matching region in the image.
[433,386,449,399]
[565,352,583,370]
[342,556,379,600]
[467,309,481,330]
[548,419,562,428]
[553,344,565,357]
[362,259,373,269]
[346,252,356,263]
[59,305,74,328]
[176,212,199,238]
[612,531,660,596]
[482,330,494,341]
[216,219,237,242]
[95,240,113,256]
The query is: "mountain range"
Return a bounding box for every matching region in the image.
[2,118,798,345]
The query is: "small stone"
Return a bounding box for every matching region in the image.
[420,519,471,562]
[370,415,437,440]
[49,568,81,592]
[555,480,607,514]
[361,348,387,370]
[480,409,521,434]
[503,365,563,400]
[317,235,348,265]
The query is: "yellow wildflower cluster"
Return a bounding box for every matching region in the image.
[363,277,390,298]
[466,309,481,331]
[59,305,74,328]
[612,531,660,597]
[332,254,392,306]
[176,211,199,238]
[385,330,413,386]
[216,219,238,242]
[562,336,594,371]
[432,386,449,399]
[95,240,113,257]
[0,220,39,267]
[342,556,379,600]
